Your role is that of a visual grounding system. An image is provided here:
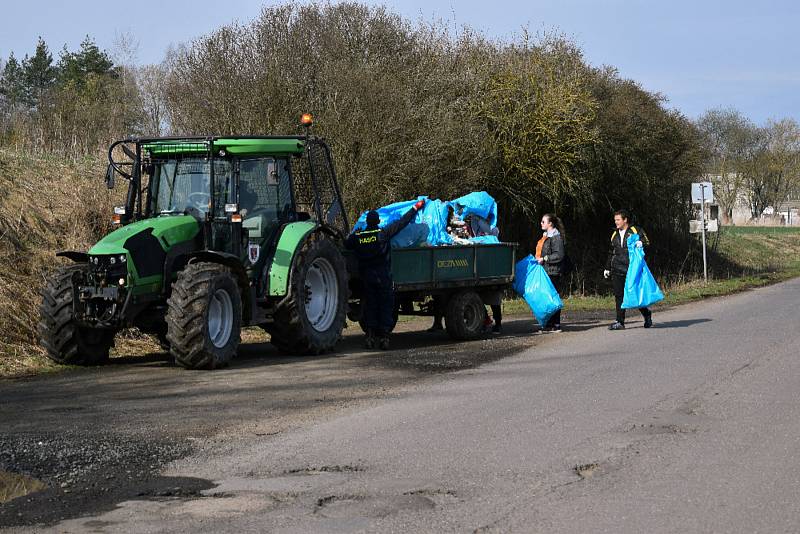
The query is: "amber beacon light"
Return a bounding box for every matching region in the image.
[300,113,314,127]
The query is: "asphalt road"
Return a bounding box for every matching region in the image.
[3,279,800,533]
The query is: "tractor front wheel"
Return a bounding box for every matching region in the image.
[166,262,242,370]
[38,265,116,365]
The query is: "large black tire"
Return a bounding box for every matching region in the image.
[165,262,242,370]
[38,264,116,365]
[268,233,347,355]
[445,290,486,341]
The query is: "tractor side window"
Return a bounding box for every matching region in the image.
[239,158,292,222]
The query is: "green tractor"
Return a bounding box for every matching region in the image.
[38,125,352,369]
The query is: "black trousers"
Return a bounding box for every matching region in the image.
[361,267,394,337]
[612,273,650,324]
[546,273,563,327]
[490,304,502,326]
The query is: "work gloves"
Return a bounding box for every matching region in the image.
[603,269,610,279]
[414,199,426,211]
[635,240,643,248]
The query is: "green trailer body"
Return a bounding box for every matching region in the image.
[390,243,516,291]
[352,242,517,341]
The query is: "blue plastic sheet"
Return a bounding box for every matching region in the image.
[451,191,498,227]
[353,196,453,248]
[468,235,500,245]
[621,234,664,309]
[353,192,500,248]
[513,255,563,326]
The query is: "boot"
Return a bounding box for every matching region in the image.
[378,336,390,350]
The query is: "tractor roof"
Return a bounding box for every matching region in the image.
[141,136,306,157]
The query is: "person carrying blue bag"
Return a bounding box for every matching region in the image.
[603,209,654,330]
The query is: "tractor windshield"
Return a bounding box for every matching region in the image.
[150,158,233,216]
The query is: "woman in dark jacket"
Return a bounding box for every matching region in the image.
[535,213,565,332]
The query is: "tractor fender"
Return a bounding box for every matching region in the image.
[56,251,89,263]
[266,221,319,297]
[186,251,253,323]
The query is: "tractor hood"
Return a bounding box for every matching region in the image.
[89,215,201,256]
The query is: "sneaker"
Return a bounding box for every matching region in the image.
[379,337,390,351]
[608,321,625,331]
[365,336,376,349]
[550,324,562,333]
[491,325,501,335]
[643,315,653,329]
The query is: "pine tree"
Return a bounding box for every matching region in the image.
[0,53,26,107]
[21,37,57,107]
[58,36,116,88]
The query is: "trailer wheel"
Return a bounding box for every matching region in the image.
[445,290,486,340]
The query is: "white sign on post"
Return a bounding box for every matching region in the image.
[690,182,713,284]
[691,182,714,204]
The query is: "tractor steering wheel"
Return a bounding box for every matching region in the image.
[187,192,211,210]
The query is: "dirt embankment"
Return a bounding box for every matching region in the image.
[0,149,118,375]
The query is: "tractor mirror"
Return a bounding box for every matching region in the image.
[105,165,115,189]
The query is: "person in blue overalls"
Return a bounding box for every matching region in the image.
[346,199,426,350]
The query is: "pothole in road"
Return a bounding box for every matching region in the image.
[625,423,698,435]
[284,464,365,475]
[0,470,47,503]
[315,493,436,518]
[575,463,600,479]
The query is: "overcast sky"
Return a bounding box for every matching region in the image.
[1,0,798,124]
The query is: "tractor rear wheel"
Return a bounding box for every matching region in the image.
[166,262,242,370]
[38,265,116,365]
[268,233,347,355]
[445,290,486,341]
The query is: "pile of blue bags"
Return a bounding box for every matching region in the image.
[352,191,501,248]
[513,255,563,327]
[622,234,664,309]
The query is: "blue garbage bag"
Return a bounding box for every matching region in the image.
[621,234,664,309]
[416,198,453,246]
[513,255,563,326]
[353,196,452,248]
[451,191,498,227]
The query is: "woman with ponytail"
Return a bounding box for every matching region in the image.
[535,213,566,332]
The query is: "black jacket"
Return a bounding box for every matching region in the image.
[540,232,565,276]
[606,225,649,275]
[345,207,417,271]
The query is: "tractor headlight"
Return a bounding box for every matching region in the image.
[118,277,126,286]
[119,254,126,263]
[110,257,116,265]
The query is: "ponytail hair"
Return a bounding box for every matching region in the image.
[543,213,565,240]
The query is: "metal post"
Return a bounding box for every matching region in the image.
[701,185,708,284]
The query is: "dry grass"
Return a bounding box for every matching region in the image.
[0,148,121,376]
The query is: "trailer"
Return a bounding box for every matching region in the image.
[350,242,517,340]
